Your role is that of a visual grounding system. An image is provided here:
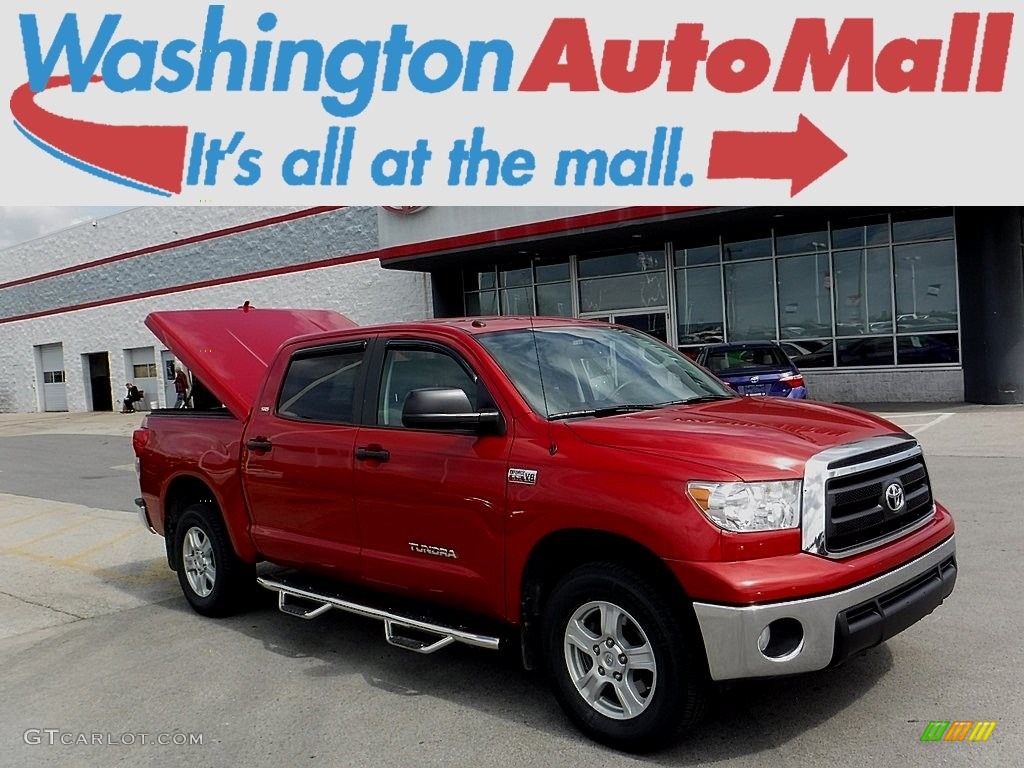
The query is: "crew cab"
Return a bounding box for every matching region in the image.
[133,307,957,750]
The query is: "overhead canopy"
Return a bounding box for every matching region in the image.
[146,306,357,419]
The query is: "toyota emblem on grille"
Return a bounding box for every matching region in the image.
[884,482,906,512]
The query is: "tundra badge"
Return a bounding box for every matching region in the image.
[409,542,458,559]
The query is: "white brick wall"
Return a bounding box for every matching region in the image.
[0,207,308,284]
[0,207,431,413]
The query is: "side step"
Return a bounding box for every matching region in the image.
[257,576,501,655]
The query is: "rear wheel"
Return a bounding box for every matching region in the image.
[543,563,707,751]
[175,504,254,617]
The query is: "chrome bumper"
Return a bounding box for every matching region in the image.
[693,536,956,681]
[134,497,157,535]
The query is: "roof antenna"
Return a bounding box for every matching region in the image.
[239,301,254,312]
[529,317,558,455]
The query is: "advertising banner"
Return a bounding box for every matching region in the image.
[2,1,1020,205]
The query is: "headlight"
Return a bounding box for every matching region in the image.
[687,480,802,532]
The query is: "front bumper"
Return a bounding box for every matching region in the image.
[692,535,956,681]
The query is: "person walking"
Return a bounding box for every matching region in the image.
[173,367,190,409]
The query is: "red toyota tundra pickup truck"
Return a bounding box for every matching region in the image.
[133,306,956,750]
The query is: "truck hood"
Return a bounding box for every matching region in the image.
[146,307,357,419]
[565,397,906,480]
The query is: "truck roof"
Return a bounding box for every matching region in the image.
[331,315,601,336]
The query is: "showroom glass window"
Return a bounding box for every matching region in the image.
[577,250,667,313]
[462,210,959,370]
[892,215,958,365]
[719,232,777,343]
[464,259,572,317]
[675,243,723,346]
[775,228,832,342]
[827,215,895,368]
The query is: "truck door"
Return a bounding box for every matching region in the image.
[242,340,370,580]
[353,338,511,618]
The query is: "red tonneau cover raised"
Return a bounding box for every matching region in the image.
[145,306,357,419]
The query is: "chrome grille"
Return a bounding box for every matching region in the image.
[802,437,936,559]
[825,454,933,553]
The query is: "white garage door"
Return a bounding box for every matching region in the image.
[127,347,159,411]
[39,343,67,412]
[161,350,178,407]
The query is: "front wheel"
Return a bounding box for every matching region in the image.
[543,563,707,751]
[174,504,254,617]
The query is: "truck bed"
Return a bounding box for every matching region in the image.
[135,409,245,541]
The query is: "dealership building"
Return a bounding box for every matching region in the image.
[1,205,1021,412]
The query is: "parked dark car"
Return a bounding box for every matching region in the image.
[696,342,808,398]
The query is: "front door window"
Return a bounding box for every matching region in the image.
[377,347,478,428]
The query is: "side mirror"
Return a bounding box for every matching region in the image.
[402,388,504,434]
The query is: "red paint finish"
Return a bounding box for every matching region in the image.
[669,505,955,605]
[135,412,257,564]
[135,310,956,634]
[242,415,362,581]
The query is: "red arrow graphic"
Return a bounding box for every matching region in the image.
[11,76,188,196]
[707,115,847,197]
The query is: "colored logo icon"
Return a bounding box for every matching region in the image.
[920,721,997,742]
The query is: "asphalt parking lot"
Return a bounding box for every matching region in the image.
[0,405,1020,768]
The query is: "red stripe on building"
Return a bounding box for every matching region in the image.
[0,206,711,324]
[377,206,710,263]
[0,206,345,291]
[0,251,379,326]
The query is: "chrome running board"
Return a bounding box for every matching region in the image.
[257,576,501,654]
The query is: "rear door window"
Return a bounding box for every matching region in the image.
[277,346,365,424]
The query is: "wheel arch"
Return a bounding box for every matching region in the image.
[518,529,705,672]
[162,473,256,569]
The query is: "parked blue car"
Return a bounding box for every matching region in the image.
[695,342,808,399]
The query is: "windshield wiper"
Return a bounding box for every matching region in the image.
[676,395,735,404]
[549,404,664,421]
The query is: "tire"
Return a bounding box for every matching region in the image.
[542,563,707,751]
[174,504,255,617]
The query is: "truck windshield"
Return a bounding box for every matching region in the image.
[477,325,734,419]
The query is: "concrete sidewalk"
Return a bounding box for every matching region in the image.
[0,411,148,438]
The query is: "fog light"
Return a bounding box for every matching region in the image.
[758,618,804,660]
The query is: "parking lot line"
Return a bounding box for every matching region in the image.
[0,507,67,529]
[13,518,92,548]
[64,530,139,565]
[876,412,955,435]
